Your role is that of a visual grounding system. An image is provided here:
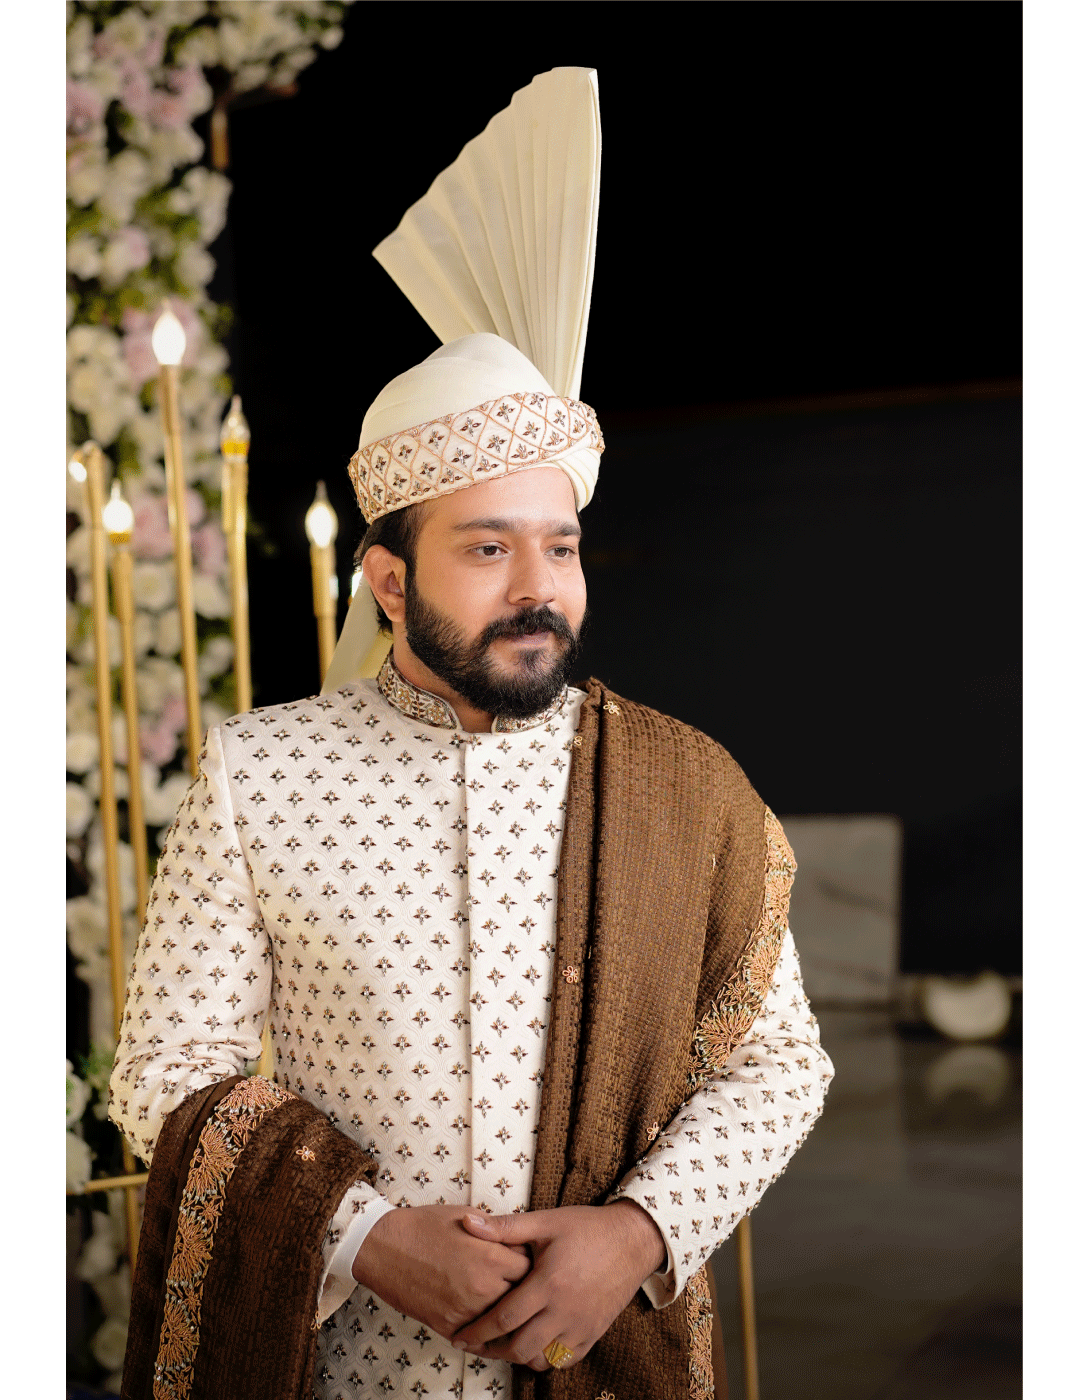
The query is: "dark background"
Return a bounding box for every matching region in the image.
[203,2,1020,975]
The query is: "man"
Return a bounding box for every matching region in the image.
[111,69,833,1400]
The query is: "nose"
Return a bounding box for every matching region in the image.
[506,547,556,609]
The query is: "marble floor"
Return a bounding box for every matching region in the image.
[709,1008,1021,1400]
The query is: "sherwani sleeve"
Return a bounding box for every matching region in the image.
[108,726,391,1319]
[611,929,834,1307]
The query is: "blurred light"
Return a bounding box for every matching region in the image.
[220,394,250,458]
[305,480,338,549]
[151,300,186,366]
[920,971,1012,1042]
[103,479,135,541]
[68,455,87,483]
[350,569,363,598]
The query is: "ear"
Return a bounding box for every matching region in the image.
[363,544,407,625]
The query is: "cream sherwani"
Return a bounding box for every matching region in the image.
[110,658,833,1400]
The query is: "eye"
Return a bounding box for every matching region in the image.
[549,545,576,559]
[474,543,504,558]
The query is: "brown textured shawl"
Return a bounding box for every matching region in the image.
[123,1075,378,1400]
[517,680,793,1400]
[123,678,792,1400]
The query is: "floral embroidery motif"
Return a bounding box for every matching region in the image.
[348,392,604,522]
[296,1144,316,1162]
[602,701,620,715]
[153,1077,291,1400]
[597,1392,616,1400]
[561,965,580,984]
[685,1265,715,1400]
[377,652,567,734]
[688,810,794,1094]
[647,1121,660,1142]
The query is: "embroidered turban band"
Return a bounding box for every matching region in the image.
[347,390,604,522]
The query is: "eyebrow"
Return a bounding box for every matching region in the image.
[450,516,582,539]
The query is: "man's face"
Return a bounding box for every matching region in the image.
[403,466,588,718]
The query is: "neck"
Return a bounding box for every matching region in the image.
[389,635,494,733]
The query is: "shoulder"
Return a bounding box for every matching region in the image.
[585,678,759,802]
[214,683,379,754]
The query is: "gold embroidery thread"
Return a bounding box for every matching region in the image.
[689,809,794,1094]
[152,1077,291,1400]
[686,1265,715,1400]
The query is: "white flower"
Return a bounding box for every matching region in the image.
[233,60,270,93]
[320,26,344,50]
[100,227,152,287]
[67,234,103,280]
[67,731,99,775]
[176,241,215,291]
[88,391,140,449]
[199,633,235,680]
[144,771,195,828]
[136,654,184,713]
[145,125,204,184]
[67,293,76,327]
[68,147,108,205]
[66,1131,94,1194]
[98,149,153,226]
[272,47,317,86]
[76,1210,120,1282]
[86,829,137,916]
[132,561,177,613]
[91,1318,129,1374]
[100,8,151,59]
[66,896,107,964]
[67,13,95,78]
[192,570,231,619]
[174,23,219,69]
[67,1061,92,1129]
[67,782,94,838]
[202,698,229,731]
[154,608,181,657]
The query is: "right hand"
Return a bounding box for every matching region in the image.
[351,1205,532,1340]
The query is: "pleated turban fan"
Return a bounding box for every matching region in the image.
[322,67,602,692]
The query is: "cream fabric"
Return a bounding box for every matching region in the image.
[110,668,834,1400]
[373,68,601,401]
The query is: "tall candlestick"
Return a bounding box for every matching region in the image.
[72,443,144,1269]
[220,395,252,714]
[152,302,202,775]
[104,480,150,926]
[305,480,339,684]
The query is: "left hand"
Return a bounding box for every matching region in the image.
[450,1200,667,1371]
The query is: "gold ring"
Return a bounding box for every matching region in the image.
[543,1339,574,1369]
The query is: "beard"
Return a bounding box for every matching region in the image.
[403,581,586,720]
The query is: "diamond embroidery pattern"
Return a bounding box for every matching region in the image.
[347,392,603,520]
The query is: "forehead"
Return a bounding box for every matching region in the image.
[423,466,580,534]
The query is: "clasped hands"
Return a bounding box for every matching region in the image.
[351,1199,666,1372]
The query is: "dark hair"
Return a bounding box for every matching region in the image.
[354,502,428,632]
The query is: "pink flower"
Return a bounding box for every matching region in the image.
[141,28,166,71]
[120,64,153,120]
[149,92,188,130]
[132,491,172,560]
[161,694,188,734]
[192,521,226,575]
[117,226,151,270]
[67,81,104,136]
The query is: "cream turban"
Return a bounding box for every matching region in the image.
[323,66,602,692]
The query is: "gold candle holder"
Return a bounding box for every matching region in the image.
[104,480,150,926]
[152,302,202,776]
[220,395,252,714]
[736,1216,761,1400]
[305,481,339,684]
[71,443,144,1270]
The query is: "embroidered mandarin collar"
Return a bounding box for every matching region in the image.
[376,652,568,733]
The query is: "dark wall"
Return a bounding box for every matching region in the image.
[201,3,1020,975]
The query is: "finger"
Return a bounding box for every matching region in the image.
[472,1308,585,1371]
[526,1354,549,1373]
[501,1248,531,1283]
[461,1209,550,1247]
[452,1275,547,1350]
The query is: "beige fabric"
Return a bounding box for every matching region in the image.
[373,68,601,401]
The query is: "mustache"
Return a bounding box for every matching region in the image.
[479,605,576,647]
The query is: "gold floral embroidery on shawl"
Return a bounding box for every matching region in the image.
[153,1077,291,1400]
[686,1265,715,1400]
[689,809,795,1094]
